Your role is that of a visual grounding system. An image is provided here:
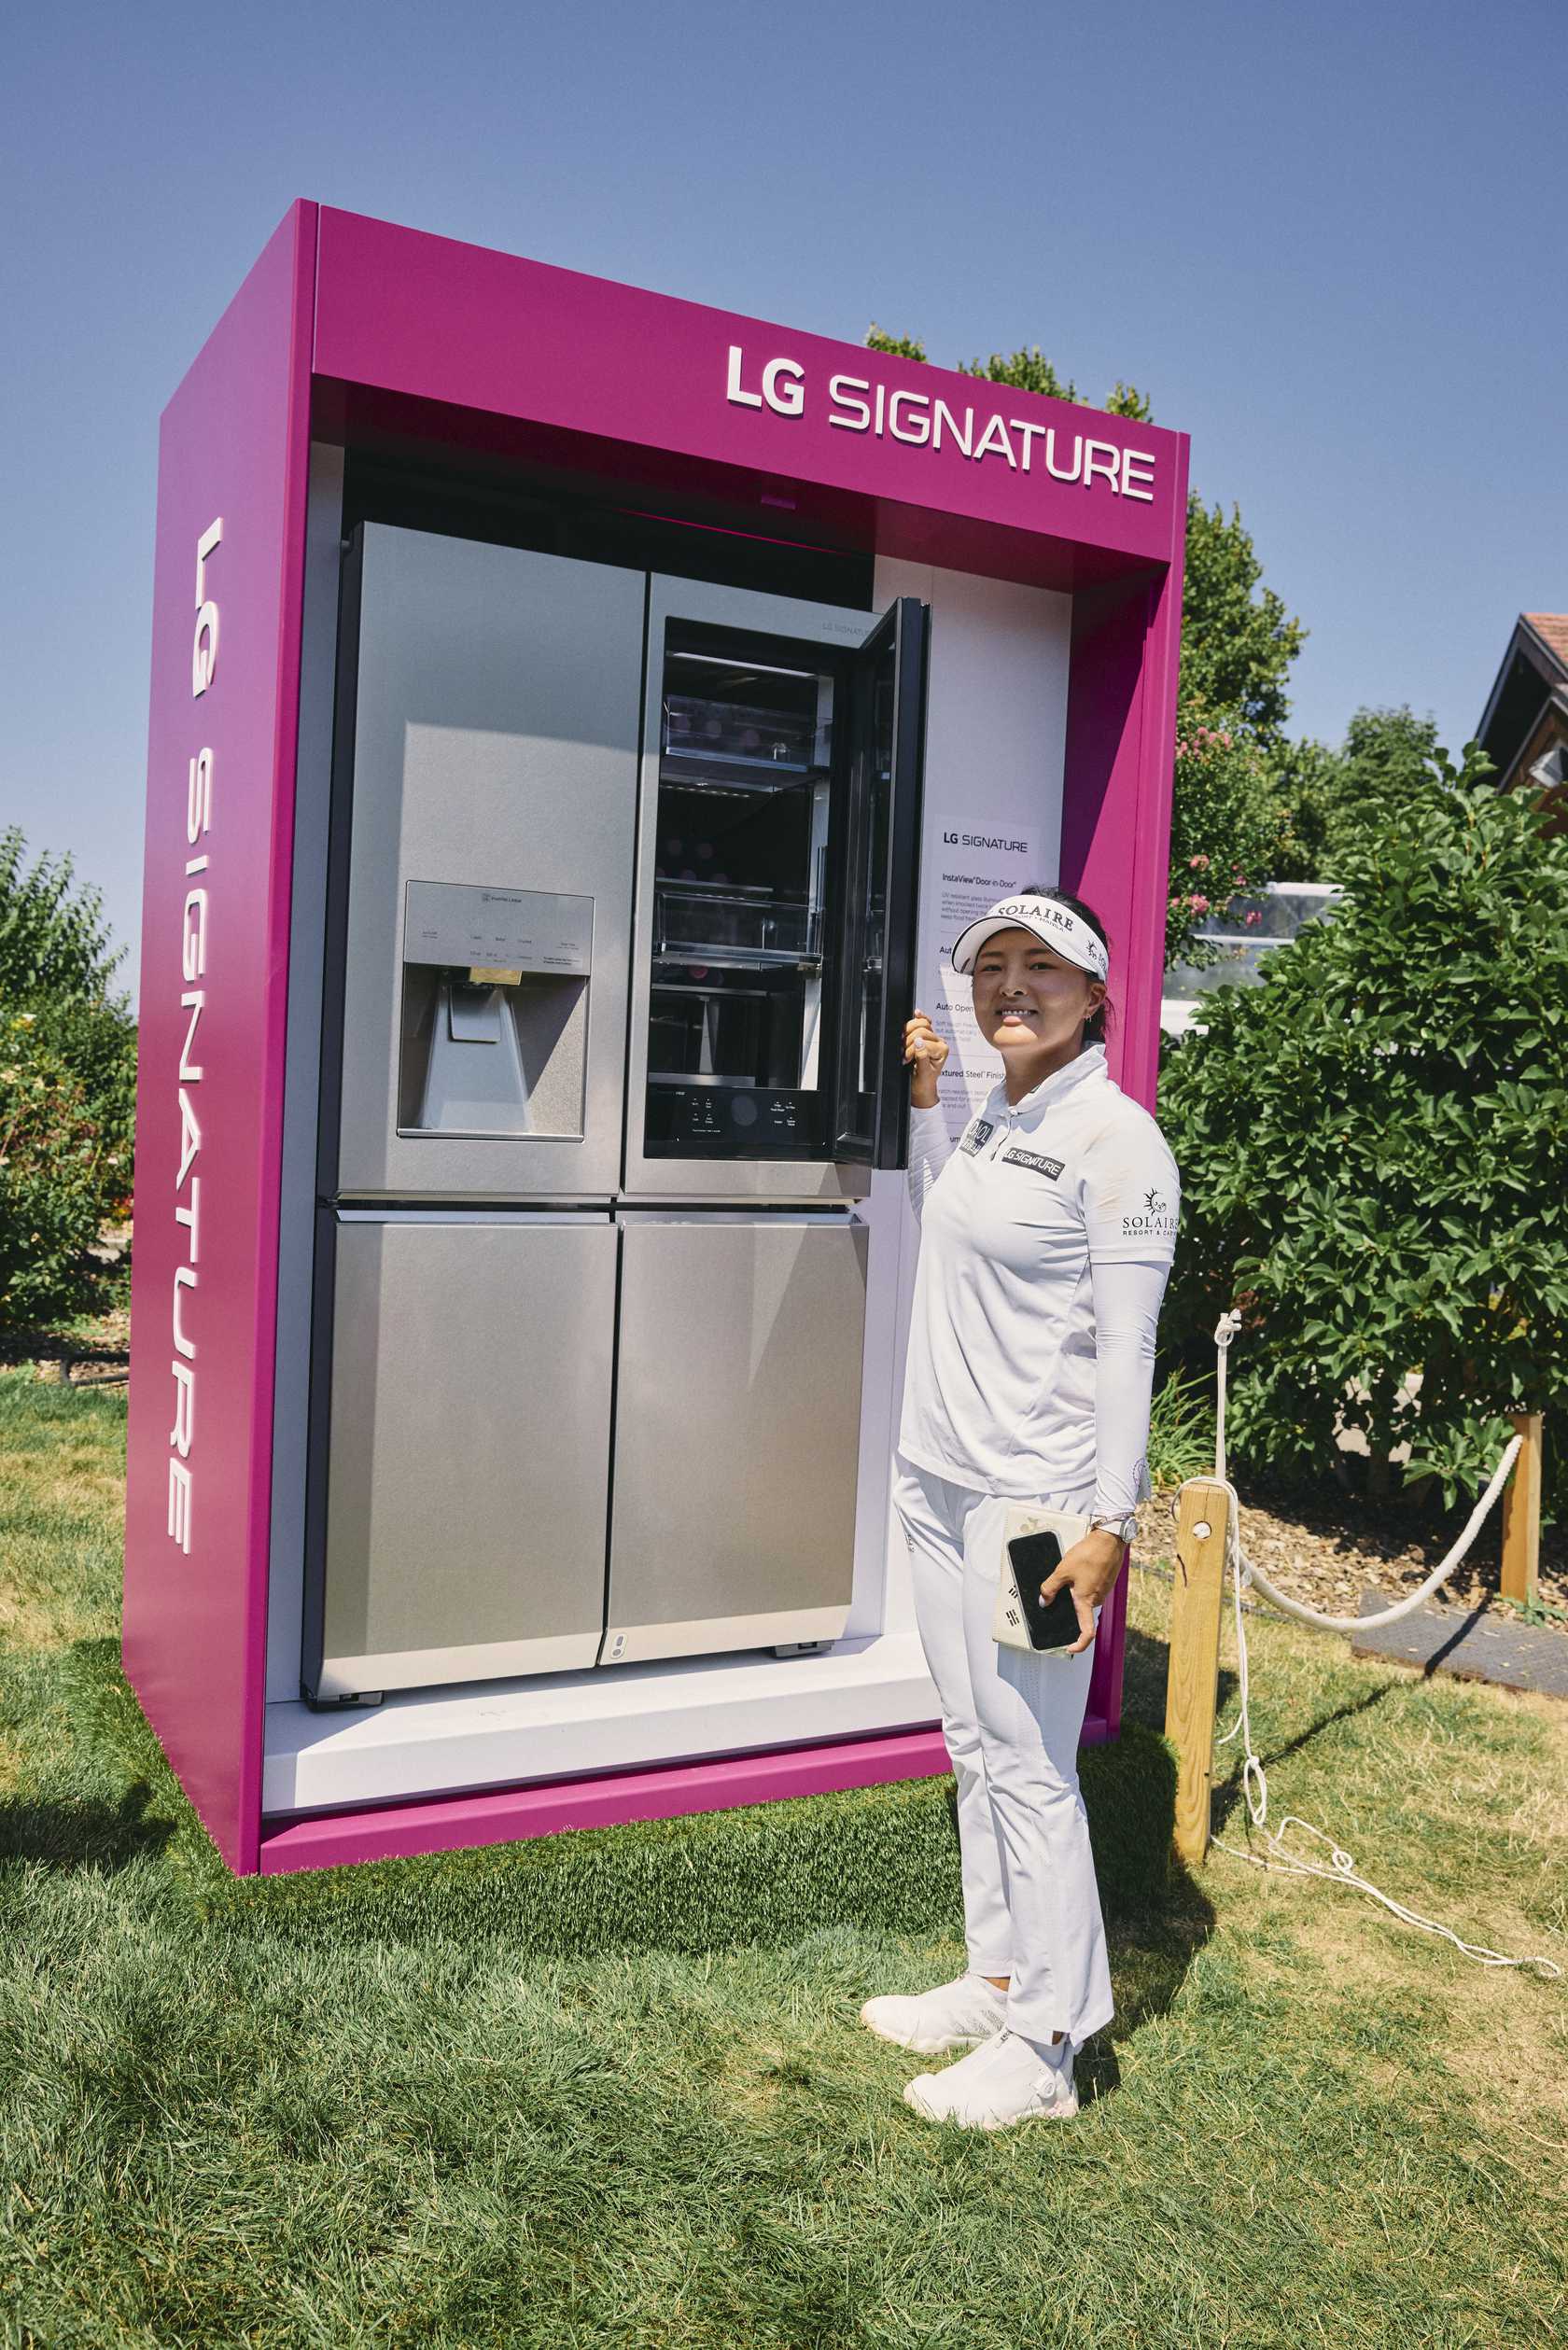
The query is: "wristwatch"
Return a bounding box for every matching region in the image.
[1088,1509,1139,1544]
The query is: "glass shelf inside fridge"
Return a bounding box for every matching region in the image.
[661,647,832,787]
[652,881,818,965]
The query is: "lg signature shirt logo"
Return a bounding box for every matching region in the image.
[1001,1146,1063,1179]
[1121,1186,1177,1240]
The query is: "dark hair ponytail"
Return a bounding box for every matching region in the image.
[1020,882,1113,1044]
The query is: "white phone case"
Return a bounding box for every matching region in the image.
[992,1504,1093,1654]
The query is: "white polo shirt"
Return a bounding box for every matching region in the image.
[899,1043,1180,1504]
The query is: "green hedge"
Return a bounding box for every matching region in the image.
[1159,750,1568,1514]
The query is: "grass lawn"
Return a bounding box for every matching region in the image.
[2,1372,1565,2348]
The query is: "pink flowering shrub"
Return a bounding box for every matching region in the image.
[1165,701,1283,967]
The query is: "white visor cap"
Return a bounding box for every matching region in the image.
[950,894,1110,982]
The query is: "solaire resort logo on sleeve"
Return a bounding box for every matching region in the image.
[1121,1187,1177,1242]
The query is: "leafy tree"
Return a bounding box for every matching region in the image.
[1270,707,1446,882]
[1180,501,1305,745]
[865,326,928,363]
[0,1015,127,1324]
[959,343,1077,402]
[1158,748,1567,1512]
[861,330,1303,949]
[0,829,126,1002]
[1266,735,1346,884]
[0,829,135,1325]
[1165,713,1282,968]
[951,344,1155,423]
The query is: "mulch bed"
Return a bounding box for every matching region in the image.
[1,1308,130,1386]
[1134,1470,1567,1623]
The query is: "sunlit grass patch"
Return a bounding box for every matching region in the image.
[1,1377,1564,2346]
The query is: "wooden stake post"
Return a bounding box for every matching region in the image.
[1500,1411,1543,1608]
[1164,1480,1232,1867]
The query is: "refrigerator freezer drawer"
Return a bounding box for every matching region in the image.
[605,1216,868,1665]
[305,1216,615,1700]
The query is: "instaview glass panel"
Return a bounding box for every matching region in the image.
[645,628,839,1157]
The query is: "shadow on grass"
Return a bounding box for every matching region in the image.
[1208,1681,1395,1838]
[52,1628,1217,2078]
[1071,1622,1221,2099]
[1083,1860,1216,2106]
[0,1780,175,1872]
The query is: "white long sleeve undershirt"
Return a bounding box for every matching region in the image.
[1085,1254,1168,1521]
[906,1102,954,1220]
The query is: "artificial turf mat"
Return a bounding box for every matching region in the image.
[76,1634,1175,1950]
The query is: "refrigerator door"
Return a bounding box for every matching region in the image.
[624,576,912,1201]
[603,1212,869,1664]
[302,1214,615,1701]
[325,525,644,1201]
[833,598,930,1172]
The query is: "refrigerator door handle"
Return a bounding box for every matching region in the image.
[830,597,931,1172]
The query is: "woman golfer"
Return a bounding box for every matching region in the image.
[861,887,1180,2129]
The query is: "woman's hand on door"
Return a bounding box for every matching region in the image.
[903,1011,948,1109]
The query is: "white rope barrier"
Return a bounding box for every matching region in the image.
[1208,1310,1523,1636]
[1228,1439,1521,1635]
[1194,1316,1561,1981]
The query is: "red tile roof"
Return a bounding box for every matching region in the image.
[1524,613,1568,669]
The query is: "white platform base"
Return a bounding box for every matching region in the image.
[314,1626,602,1701]
[263,1629,940,1817]
[600,1602,851,1668]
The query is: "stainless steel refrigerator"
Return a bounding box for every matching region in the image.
[301,524,927,1704]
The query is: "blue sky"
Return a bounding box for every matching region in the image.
[5,0,1562,985]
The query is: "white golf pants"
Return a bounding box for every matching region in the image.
[893,1455,1114,2049]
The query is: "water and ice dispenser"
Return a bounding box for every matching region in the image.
[399,881,593,1139]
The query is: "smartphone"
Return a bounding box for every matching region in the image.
[1006,1530,1083,1653]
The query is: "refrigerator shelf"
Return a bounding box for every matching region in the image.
[654,884,814,958]
[663,689,820,770]
[652,946,822,973]
[664,739,813,773]
[658,754,821,796]
[651,980,771,999]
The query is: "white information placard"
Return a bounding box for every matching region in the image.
[931,827,1042,1143]
[873,557,1071,1152]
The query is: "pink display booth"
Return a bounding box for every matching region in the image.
[125,203,1188,1877]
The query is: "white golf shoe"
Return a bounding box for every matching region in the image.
[903,2028,1079,2129]
[859,1972,1006,2054]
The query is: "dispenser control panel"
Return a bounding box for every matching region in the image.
[403,882,594,974]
